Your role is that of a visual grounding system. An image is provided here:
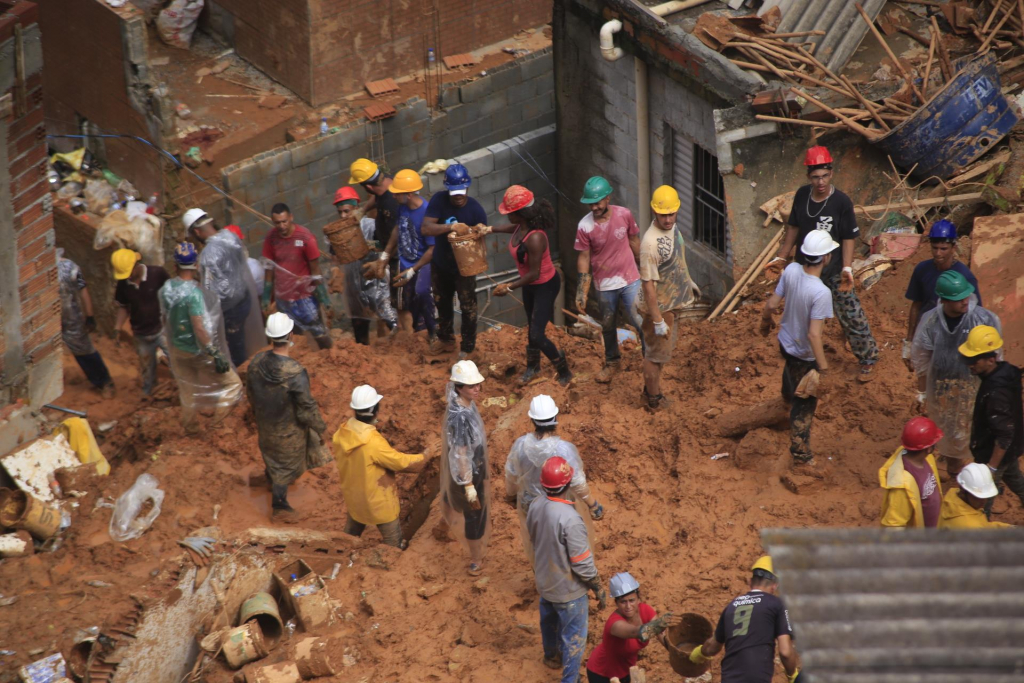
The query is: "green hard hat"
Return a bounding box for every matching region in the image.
[581,176,613,204]
[935,270,975,301]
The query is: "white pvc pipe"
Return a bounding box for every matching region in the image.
[600,20,624,61]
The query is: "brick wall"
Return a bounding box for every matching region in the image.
[218,48,554,251]
[39,0,163,198]
[0,1,62,409]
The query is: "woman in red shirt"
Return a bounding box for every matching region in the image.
[585,572,681,683]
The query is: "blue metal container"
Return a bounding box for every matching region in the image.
[873,54,1020,179]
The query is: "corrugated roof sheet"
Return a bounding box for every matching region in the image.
[758,0,888,73]
[762,528,1024,682]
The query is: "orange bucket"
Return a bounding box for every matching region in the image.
[665,613,714,677]
[449,230,488,277]
[323,217,369,264]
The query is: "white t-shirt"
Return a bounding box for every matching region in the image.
[776,262,833,361]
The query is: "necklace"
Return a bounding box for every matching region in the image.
[806,185,834,219]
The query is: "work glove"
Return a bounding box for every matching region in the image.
[85,316,97,334]
[903,339,915,371]
[637,613,673,643]
[465,484,481,510]
[206,345,230,374]
[472,224,493,238]
[589,501,604,520]
[789,669,801,683]
[261,280,274,310]
[689,645,709,665]
[576,273,592,312]
[393,268,415,287]
[839,266,855,292]
[595,587,608,610]
[178,536,217,566]
[493,283,511,297]
[314,280,330,307]
[653,319,669,337]
[764,256,786,277]
[759,316,776,338]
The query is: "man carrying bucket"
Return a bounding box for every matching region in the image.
[690,556,802,683]
[421,163,489,359]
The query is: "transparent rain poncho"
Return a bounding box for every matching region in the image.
[199,230,265,365]
[342,218,397,326]
[440,382,491,556]
[159,277,242,423]
[912,296,1001,460]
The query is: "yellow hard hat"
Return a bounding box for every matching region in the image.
[390,169,424,194]
[111,249,141,280]
[651,185,681,214]
[751,555,774,574]
[959,325,1004,357]
[348,158,380,185]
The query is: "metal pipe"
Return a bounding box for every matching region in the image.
[599,20,624,61]
[635,57,651,231]
[43,404,87,417]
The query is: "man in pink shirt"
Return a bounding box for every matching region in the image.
[575,176,643,383]
[261,203,333,350]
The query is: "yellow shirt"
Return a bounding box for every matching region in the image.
[332,418,423,526]
[938,488,1013,530]
[878,447,941,528]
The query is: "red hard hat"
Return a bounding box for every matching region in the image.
[223,225,244,240]
[901,416,943,451]
[804,145,833,166]
[334,186,360,205]
[498,185,535,215]
[540,456,574,490]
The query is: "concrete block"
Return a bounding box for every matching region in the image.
[475,191,497,217]
[245,177,279,208]
[477,89,508,118]
[460,77,494,104]
[478,167,510,196]
[487,142,511,170]
[534,72,554,96]
[519,51,553,81]
[538,110,556,129]
[441,86,460,109]
[488,103,522,134]
[460,118,493,147]
[458,148,494,179]
[276,166,309,193]
[399,120,430,148]
[521,93,551,123]
[445,101,481,129]
[509,161,536,186]
[289,138,328,169]
[487,64,523,94]
[426,171,447,195]
[392,99,430,128]
[507,79,538,104]
[224,160,259,191]
[256,149,293,180]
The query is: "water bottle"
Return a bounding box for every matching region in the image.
[319,117,329,136]
[428,48,435,65]
[147,193,159,214]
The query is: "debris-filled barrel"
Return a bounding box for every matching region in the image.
[874,54,1021,180]
[322,217,369,264]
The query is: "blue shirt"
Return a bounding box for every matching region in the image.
[905,260,981,315]
[424,192,488,274]
[397,202,432,271]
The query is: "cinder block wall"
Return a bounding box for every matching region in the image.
[220,49,554,249]
[0,1,63,409]
[204,0,552,106]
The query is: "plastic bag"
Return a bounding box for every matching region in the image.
[94,209,164,265]
[84,179,118,214]
[156,0,204,49]
[109,473,165,542]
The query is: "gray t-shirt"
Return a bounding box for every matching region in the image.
[776,262,833,361]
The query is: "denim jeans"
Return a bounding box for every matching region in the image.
[74,351,112,390]
[222,292,252,368]
[595,279,645,362]
[540,594,588,683]
[135,332,169,395]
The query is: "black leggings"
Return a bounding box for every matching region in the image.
[522,271,561,361]
[588,669,628,683]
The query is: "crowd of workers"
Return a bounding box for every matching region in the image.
[51,143,1021,682]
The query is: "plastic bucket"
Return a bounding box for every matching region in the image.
[449,233,489,277]
[0,490,61,540]
[323,217,368,264]
[239,592,284,648]
[222,621,268,669]
[665,613,714,677]
[294,637,338,678]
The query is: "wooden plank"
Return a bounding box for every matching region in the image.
[853,192,985,216]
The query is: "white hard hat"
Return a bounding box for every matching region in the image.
[609,572,641,599]
[800,230,840,257]
[450,360,485,385]
[350,384,384,411]
[265,312,294,339]
[528,394,559,422]
[957,462,999,498]
[182,208,212,232]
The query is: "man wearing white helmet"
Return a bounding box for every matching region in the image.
[760,230,836,467]
[333,384,428,547]
[585,572,681,683]
[505,394,603,563]
[245,312,329,523]
[939,463,1014,529]
[183,208,263,367]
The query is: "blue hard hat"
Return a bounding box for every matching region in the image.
[928,219,957,241]
[609,572,641,599]
[444,163,472,191]
[173,241,198,266]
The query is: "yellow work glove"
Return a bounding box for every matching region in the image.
[689,645,708,665]
[789,669,800,683]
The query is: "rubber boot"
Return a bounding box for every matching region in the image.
[518,348,542,385]
[314,334,334,350]
[554,350,573,386]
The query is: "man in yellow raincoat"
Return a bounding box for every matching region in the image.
[879,417,944,528]
[939,463,1014,529]
[333,384,428,547]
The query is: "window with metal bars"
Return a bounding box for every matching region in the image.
[692,143,727,254]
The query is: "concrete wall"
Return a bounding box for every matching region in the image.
[204,0,552,106]
[219,48,554,249]
[0,1,62,414]
[39,0,165,198]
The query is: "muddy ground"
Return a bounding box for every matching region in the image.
[2,239,1020,682]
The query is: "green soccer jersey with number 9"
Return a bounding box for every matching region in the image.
[714,590,794,683]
